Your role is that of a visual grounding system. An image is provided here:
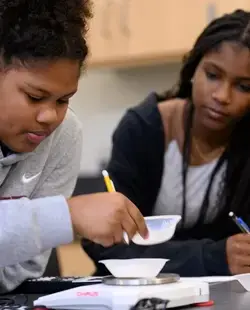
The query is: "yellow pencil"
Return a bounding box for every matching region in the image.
[102,170,129,243]
[102,170,116,192]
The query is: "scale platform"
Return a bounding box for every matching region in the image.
[34,274,210,310]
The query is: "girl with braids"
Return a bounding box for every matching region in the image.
[0,0,147,292]
[83,9,250,277]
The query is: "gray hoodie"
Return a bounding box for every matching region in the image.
[0,109,82,292]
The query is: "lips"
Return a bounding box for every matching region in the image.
[203,106,229,121]
[26,131,50,144]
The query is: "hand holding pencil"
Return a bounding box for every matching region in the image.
[68,171,148,247]
[226,212,250,275]
[100,170,148,245]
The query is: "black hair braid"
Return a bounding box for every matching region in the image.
[181,100,193,226]
[220,112,250,217]
[161,9,250,227]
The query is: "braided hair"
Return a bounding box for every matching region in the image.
[160,9,250,227]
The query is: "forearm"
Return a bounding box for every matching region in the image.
[0,250,51,293]
[0,196,73,268]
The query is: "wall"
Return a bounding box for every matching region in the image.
[71,63,181,175]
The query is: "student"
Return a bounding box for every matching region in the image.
[0,193,147,271]
[83,9,250,277]
[0,0,147,293]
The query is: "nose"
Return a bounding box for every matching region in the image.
[211,82,231,105]
[36,104,58,125]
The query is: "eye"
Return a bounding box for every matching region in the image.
[205,70,218,80]
[57,99,69,105]
[26,94,43,102]
[237,83,250,93]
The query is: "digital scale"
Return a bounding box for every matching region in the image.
[34,274,210,310]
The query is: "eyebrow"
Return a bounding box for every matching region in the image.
[24,83,77,97]
[203,61,250,81]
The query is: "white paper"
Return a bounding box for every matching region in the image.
[181,276,235,283]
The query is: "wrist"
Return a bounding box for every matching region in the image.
[67,197,78,238]
[67,196,87,240]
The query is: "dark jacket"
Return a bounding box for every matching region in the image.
[82,92,241,277]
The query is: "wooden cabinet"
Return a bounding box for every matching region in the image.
[127,1,211,60]
[164,1,212,52]
[215,0,250,16]
[126,0,170,61]
[87,0,129,66]
[86,1,250,69]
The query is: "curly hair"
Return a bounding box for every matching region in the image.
[160,9,250,228]
[0,0,92,67]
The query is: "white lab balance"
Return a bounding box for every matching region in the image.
[34,274,210,310]
[34,215,209,309]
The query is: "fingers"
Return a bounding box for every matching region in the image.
[229,236,250,256]
[82,193,148,247]
[236,233,250,244]
[233,265,250,274]
[232,233,250,245]
[113,225,124,244]
[93,237,114,248]
[126,200,148,238]
[94,223,124,247]
[230,254,250,274]
[234,243,250,256]
[121,215,138,241]
[227,234,250,275]
[233,254,250,267]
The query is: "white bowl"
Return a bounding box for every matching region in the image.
[99,258,168,278]
[125,215,181,245]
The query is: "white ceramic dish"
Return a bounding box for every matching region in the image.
[99,258,169,278]
[124,215,181,245]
